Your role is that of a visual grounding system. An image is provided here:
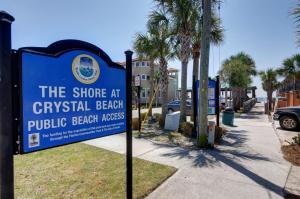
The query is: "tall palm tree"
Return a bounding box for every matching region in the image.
[259,69,279,114]
[154,0,199,122]
[191,11,224,121]
[148,10,174,125]
[133,33,156,116]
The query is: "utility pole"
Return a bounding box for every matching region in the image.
[197,0,212,145]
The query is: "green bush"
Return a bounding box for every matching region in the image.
[153,113,161,121]
[292,134,300,145]
[132,118,139,130]
[198,134,208,148]
[215,126,227,144]
[179,122,194,137]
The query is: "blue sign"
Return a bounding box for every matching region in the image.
[196,79,217,115]
[20,41,126,153]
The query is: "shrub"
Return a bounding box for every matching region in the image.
[198,134,208,147]
[153,113,164,128]
[153,113,161,121]
[132,118,139,130]
[179,122,194,137]
[215,126,227,144]
[292,134,300,145]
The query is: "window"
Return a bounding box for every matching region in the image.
[141,89,146,98]
[147,75,150,80]
[141,74,147,80]
[136,62,140,67]
[147,62,150,66]
[142,61,145,66]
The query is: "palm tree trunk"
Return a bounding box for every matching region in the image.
[267,91,272,114]
[179,33,191,123]
[148,59,154,116]
[198,0,212,140]
[160,58,168,125]
[180,60,188,122]
[232,87,241,111]
[191,44,200,122]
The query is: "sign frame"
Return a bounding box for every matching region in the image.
[196,79,217,116]
[15,40,127,154]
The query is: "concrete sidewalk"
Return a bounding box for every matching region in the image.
[85,103,291,199]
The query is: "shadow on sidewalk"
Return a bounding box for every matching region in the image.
[152,128,284,197]
[239,110,264,119]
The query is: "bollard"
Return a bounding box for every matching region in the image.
[207,121,215,146]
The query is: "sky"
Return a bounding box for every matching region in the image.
[1,0,299,97]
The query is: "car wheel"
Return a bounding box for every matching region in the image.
[168,108,174,114]
[279,116,299,131]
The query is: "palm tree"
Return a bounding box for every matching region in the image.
[133,33,156,116]
[259,69,279,114]
[219,52,256,111]
[277,54,300,91]
[191,11,224,121]
[154,0,199,122]
[148,10,174,125]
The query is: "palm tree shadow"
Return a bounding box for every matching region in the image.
[152,128,284,197]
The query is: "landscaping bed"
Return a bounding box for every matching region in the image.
[14,143,176,199]
[134,130,197,148]
[282,144,300,166]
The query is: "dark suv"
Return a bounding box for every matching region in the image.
[273,106,300,131]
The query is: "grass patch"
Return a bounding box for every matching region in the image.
[15,143,176,199]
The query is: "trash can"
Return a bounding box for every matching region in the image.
[222,107,234,126]
[164,111,180,131]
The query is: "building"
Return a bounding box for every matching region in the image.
[119,59,179,106]
[276,76,300,108]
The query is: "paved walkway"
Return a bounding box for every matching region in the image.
[85,103,291,199]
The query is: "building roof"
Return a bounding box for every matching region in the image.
[168,68,179,72]
[117,58,179,72]
[117,58,146,66]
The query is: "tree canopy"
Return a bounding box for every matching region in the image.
[259,69,279,92]
[219,52,256,88]
[277,54,300,78]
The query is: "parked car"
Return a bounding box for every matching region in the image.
[167,100,192,115]
[273,106,300,131]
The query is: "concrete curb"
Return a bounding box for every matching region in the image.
[271,119,300,198]
[283,166,300,198]
[272,120,284,145]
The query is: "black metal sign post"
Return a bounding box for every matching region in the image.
[192,75,197,138]
[0,11,15,199]
[125,50,133,199]
[216,75,220,127]
[135,75,141,133]
[138,86,141,132]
